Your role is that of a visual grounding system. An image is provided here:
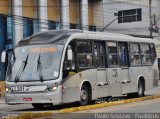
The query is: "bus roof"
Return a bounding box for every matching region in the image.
[17,29,153,47]
[17,30,82,47]
[83,31,153,43]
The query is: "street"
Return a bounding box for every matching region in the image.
[35,98,160,119]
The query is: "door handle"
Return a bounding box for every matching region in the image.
[121,80,131,84]
[97,82,108,86]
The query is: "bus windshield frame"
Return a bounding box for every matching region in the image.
[6,44,64,82]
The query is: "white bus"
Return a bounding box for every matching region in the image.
[2,30,159,108]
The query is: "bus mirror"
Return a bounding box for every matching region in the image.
[1,51,6,63]
[67,47,73,61]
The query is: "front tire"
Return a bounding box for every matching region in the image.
[79,85,89,106]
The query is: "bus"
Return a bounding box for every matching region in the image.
[1,30,159,108]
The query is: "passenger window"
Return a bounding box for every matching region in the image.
[94,41,105,68]
[130,43,141,66]
[140,44,153,65]
[118,42,128,66]
[150,44,156,63]
[107,42,119,67]
[77,41,93,68]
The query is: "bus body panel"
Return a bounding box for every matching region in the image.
[129,67,153,93]
[96,68,110,97]
[152,58,159,87]
[62,69,97,103]
[121,67,131,94]
[107,68,122,96]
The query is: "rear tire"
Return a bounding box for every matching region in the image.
[79,85,89,106]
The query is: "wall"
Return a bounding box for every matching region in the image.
[93,0,103,30]
[102,0,160,37]
[0,0,10,14]
[69,0,80,24]
[22,0,37,18]
[48,0,60,21]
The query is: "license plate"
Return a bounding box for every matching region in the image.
[11,86,28,92]
[10,85,47,93]
[23,98,32,101]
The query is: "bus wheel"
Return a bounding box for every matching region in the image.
[137,80,145,97]
[32,103,45,109]
[79,85,89,106]
[127,80,145,98]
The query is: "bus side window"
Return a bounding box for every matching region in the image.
[94,41,105,68]
[77,41,93,68]
[150,44,156,63]
[140,44,152,65]
[107,42,119,67]
[129,43,141,66]
[118,42,128,67]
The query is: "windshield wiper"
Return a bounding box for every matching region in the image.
[37,54,43,82]
[15,54,29,83]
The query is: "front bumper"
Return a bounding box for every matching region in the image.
[5,88,62,105]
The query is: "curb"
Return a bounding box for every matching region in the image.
[59,94,160,113]
[2,112,53,119]
[2,94,160,119]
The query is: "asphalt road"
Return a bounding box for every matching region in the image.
[38,98,160,119]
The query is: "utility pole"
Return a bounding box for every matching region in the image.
[149,0,153,38]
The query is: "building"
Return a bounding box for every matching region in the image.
[0,0,160,80]
[102,0,160,38]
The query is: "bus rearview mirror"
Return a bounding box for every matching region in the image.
[67,49,73,61]
[1,51,6,63]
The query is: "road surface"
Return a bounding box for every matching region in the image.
[36,98,160,119]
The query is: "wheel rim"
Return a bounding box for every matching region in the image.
[81,89,88,101]
[138,83,143,96]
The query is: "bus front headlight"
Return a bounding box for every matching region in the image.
[48,86,58,92]
[5,87,11,93]
[52,86,58,91]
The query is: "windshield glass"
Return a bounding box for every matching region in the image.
[8,44,64,82]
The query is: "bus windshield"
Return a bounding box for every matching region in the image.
[7,44,64,82]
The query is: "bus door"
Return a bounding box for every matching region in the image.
[107,42,121,96]
[118,42,130,94]
[94,41,109,97]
